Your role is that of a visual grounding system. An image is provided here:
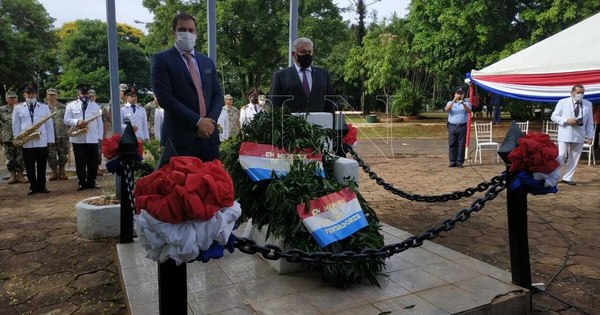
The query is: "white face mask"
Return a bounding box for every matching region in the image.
[573,93,583,102]
[25,98,36,105]
[176,32,196,51]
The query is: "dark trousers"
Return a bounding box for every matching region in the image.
[448,123,467,165]
[73,143,99,187]
[22,147,49,191]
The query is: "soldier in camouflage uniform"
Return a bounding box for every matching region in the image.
[46,88,69,180]
[145,95,159,139]
[1,90,28,184]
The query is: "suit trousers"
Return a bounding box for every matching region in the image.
[558,141,583,181]
[448,123,467,165]
[22,147,49,191]
[73,143,99,187]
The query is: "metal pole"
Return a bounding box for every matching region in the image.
[158,260,187,314]
[505,168,532,291]
[207,0,217,65]
[106,0,121,136]
[288,0,299,67]
[106,0,122,197]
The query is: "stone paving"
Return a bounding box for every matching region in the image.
[355,138,600,315]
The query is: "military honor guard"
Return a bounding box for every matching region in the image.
[120,85,149,140]
[0,89,28,184]
[46,88,69,180]
[240,89,263,126]
[12,83,55,195]
[64,84,103,191]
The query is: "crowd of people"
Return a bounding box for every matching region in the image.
[1,12,335,195]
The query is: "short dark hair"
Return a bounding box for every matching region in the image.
[571,84,585,92]
[172,13,197,31]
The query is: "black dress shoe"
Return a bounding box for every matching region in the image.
[456,164,464,168]
[449,163,456,167]
[86,183,101,189]
[27,189,37,195]
[77,185,86,191]
[561,180,576,186]
[39,187,50,193]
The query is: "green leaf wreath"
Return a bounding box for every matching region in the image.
[220,108,385,287]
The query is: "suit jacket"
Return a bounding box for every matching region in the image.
[269,65,335,117]
[64,100,103,144]
[151,46,223,154]
[12,102,55,148]
[551,97,594,143]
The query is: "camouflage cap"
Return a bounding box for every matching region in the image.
[224,94,233,100]
[6,90,18,98]
[46,88,58,95]
[119,83,128,91]
[89,89,96,96]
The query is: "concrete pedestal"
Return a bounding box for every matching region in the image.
[76,197,121,239]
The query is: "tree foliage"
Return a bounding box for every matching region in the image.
[0,0,57,97]
[56,20,149,102]
[142,0,348,98]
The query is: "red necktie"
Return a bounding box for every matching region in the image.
[183,52,207,117]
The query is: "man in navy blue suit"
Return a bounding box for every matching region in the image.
[151,13,223,162]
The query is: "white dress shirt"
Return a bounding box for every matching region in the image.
[217,107,229,141]
[64,99,103,144]
[12,102,55,148]
[121,103,149,140]
[154,107,164,142]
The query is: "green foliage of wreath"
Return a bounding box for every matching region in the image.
[220,108,385,287]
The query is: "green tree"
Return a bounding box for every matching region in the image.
[56,20,149,102]
[0,0,57,97]
[142,0,349,99]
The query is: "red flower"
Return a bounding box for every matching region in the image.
[102,134,143,160]
[343,124,358,145]
[508,133,559,174]
[134,157,235,224]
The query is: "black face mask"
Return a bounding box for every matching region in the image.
[79,96,89,104]
[296,53,313,69]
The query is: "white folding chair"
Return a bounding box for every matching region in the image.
[545,121,559,144]
[581,124,597,166]
[474,122,500,163]
[516,121,529,134]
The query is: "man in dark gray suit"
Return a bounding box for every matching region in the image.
[269,38,335,117]
[151,13,223,162]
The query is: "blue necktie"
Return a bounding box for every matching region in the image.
[132,104,136,114]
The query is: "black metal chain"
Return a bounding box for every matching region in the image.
[346,146,503,202]
[233,172,507,264]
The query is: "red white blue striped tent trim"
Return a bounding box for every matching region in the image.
[469,12,600,103]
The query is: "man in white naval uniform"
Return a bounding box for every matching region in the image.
[120,85,149,141]
[64,84,104,191]
[551,84,594,185]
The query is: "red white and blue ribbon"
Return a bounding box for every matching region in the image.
[238,142,325,182]
[469,12,600,103]
[296,188,368,248]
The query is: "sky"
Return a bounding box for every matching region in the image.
[39,0,410,33]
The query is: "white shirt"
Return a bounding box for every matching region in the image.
[121,103,149,140]
[64,99,103,144]
[12,102,55,148]
[240,103,263,126]
[294,63,313,93]
[551,97,594,143]
[154,107,164,142]
[217,107,229,141]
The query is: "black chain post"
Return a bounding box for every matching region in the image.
[159,259,187,315]
[119,122,137,244]
[498,122,532,293]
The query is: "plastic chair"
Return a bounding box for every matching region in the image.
[516,121,529,134]
[474,122,500,163]
[544,121,559,144]
[581,124,597,166]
